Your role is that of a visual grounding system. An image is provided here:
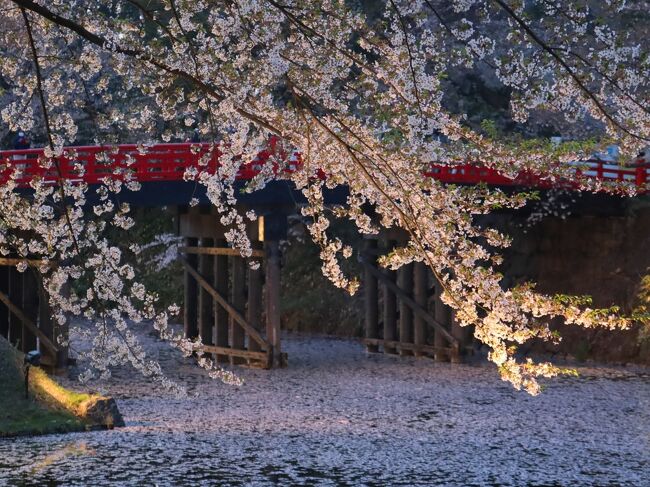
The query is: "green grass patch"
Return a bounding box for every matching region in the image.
[0,338,85,437]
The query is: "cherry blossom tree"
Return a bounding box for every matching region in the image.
[0,0,648,394]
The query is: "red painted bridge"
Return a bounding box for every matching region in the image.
[1,141,648,371]
[1,142,648,191]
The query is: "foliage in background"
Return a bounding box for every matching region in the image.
[113,207,184,313]
[282,219,363,336]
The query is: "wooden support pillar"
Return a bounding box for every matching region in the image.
[8,267,23,348]
[22,269,39,353]
[198,238,214,346]
[230,253,247,365]
[451,313,473,363]
[247,223,263,354]
[450,311,464,363]
[413,262,428,357]
[398,263,414,356]
[265,239,282,367]
[183,237,199,340]
[433,276,451,361]
[0,266,8,338]
[247,260,263,354]
[37,281,58,367]
[382,240,398,354]
[364,239,379,353]
[214,238,229,363]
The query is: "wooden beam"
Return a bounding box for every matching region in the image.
[0,288,59,353]
[179,246,265,258]
[180,257,269,349]
[198,344,269,364]
[179,206,214,238]
[359,256,457,345]
[362,338,453,356]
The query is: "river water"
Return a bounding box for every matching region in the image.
[1,332,648,486]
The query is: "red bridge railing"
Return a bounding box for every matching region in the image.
[426,160,648,191]
[1,143,648,192]
[0,143,284,186]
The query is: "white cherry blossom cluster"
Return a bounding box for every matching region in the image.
[0,0,647,394]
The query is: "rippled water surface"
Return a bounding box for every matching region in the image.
[1,333,649,486]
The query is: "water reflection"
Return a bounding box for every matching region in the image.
[29,442,95,476]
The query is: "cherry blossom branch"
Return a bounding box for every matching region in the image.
[491,0,649,142]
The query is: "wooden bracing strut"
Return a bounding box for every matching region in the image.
[360,253,470,362]
[179,244,284,369]
[0,289,58,354]
[0,263,63,369]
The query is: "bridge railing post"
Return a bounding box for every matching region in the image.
[636,166,647,188]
